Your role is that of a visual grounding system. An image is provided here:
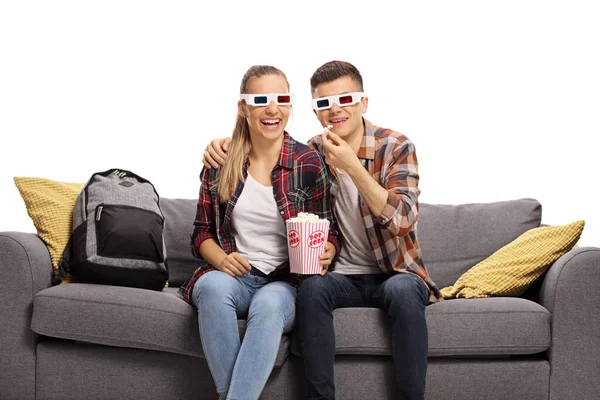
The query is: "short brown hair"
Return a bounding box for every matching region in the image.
[310,60,364,94]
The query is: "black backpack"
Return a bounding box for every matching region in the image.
[59,168,169,290]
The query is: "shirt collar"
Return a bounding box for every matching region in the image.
[357,118,376,160]
[277,131,295,169]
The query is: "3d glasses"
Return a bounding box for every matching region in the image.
[311,92,366,110]
[240,93,295,106]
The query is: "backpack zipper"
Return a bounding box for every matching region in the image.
[96,205,103,221]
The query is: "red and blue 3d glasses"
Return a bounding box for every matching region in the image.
[312,92,365,110]
[240,93,295,106]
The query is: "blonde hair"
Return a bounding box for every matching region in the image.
[216,65,290,203]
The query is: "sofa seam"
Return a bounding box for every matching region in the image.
[36,329,202,357]
[35,294,192,317]
[336,344,549,350]
[428,310,549,316]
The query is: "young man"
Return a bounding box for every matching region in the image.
[202,60,442,400]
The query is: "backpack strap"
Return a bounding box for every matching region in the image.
[56,237,73,285]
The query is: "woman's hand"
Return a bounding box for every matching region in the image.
[318,242,336,276]
[217,252,251,277]
[203,137,231,169]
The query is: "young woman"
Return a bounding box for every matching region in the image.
[179,65,340,400]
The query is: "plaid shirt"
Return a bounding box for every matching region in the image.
[308,119,442,302]
[179,132,340,303]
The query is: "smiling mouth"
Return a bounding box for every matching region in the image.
[330,118,347,124]
[261,119,281,126]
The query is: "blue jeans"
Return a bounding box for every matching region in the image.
[191,268,297,400]
[296,272,429,400]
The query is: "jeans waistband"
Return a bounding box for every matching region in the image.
[249,266,267,278]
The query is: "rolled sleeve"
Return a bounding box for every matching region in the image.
[190,167,218,258]
[375,140,420,237]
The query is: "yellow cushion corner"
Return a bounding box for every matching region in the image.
[13,177,84,279]
[440,220,585,299]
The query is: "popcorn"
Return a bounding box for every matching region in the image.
[288,212,322,223]
[286,213,330,275]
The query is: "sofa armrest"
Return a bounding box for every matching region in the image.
[0,232,54,400]
[538,246,600,400]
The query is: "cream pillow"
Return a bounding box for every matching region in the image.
[441,220,585,299]
[14,177,84,281]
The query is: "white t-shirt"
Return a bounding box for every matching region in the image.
[231,173,288,275]
[332,168,380,275]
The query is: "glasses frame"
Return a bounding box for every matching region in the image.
[240,93,295,107]
[311,92,366,111]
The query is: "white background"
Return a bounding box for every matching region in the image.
[1,1,598,247]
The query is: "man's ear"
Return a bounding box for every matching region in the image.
[360,96,369,114]
[238,100,248,118]
[312,109,318,118]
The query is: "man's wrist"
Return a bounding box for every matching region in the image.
[345,157,364,177]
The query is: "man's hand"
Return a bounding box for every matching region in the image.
[321,129,361,173]
[203,137,231,169]
[318,241,336,276]
[217,252,251,277]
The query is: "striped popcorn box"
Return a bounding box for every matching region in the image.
[286,219,330,275]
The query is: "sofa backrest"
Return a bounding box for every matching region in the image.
[161,197,543,289]
[161,198,199,286]
[418,198,542,288]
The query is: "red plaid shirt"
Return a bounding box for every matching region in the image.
[179,132,340,303]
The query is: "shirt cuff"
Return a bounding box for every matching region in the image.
[191,231,216,258]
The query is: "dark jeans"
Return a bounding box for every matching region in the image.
[296,272,429,400]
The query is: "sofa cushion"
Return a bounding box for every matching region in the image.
[441,220,585,298]
[290,297,550,357]
[13,177,84,281]
[161,198,204,286]
[418,198,542,288]
[31,284,290,367]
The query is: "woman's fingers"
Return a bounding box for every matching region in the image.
[232,253,251,273]
[227,257,248,276]
[218,253,249,276]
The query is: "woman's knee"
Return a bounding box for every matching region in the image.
[249,283,296,324]
[193,271,237,305]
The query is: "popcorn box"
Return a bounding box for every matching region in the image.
[286,219,330,274]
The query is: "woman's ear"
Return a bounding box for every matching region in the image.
[238,100,248,118]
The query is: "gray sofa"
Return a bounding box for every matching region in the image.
[1,198,599,400]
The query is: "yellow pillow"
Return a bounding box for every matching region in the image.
[441,220,585,299]
[14,177,84,281]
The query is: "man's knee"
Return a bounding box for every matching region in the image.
[297,274,335,307]
[384,273,427,306]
